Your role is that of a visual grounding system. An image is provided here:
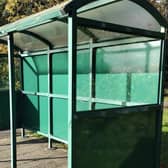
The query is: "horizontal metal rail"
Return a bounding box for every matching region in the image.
[20,37,158,57]
[37,131,68,144]
[22,90,148,106]
[74,104,161,118]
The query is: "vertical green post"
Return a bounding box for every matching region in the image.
[155,39,166,168]
[48,48,53,149]
[126,73,131,102]
[145,44,150,73]
[20,57,25,138]
[89,39,93,110]
[68,9,77,168]
[89,39,96,110]
[8,33,17,168]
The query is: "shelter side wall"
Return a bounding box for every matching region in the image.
[21,41,160,141]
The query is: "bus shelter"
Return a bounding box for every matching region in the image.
[0,0,167,168]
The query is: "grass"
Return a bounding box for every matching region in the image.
[161,103,168,168]
[162,108,168,132]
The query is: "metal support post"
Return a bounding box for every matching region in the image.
[21,128,25,138]
[155,38,167,168]
[48,48,53,149]
[20,57,25,138]
[68,10,77,168]
[126,73,131,102]
[8,33,17,168]
[89,39,96,110]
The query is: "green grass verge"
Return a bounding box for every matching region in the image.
[161,108,168,168]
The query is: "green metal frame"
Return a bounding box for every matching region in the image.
[20,37,160,58]
[77,17,165,39]
[68,9,77,168]
[47,47,53,148]
[8,33,17,168]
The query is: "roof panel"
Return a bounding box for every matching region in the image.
[14,32,48,52]
[29,21,68,48]
[29,20,90,49]
[77,0,162,32]
[0,0,166,52]
[87,28,134,42]
[65,0,167,28]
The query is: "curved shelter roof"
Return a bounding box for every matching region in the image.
[0,0,167,52]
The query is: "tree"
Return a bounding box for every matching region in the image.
[3,0,65,23]
[0,0,166,89]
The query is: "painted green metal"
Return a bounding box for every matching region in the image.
[20,37,158,58]
[48,48,52,148]
[68,9,77,168]
[155,40,166,168]
[77,17,165,39]
[8,33,17,168]
[89,39,96,110]
[20,57,25,138]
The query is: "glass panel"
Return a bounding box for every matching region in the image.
[95,40,161,109]
[29,20,89,48]
[52,98,68,141]
[77,49,90,97]
[87,28,133,42]
[23,57,38,92]
[32,55,48,74]
[76,49,90,111]
[39,96,48,134]
[78,0,161,32]
[78,26,155,47]
[23,55,48,93]
[33,55,48,93]
[74,109,156,168]
[14,32,48,51]
[23,95,39,130]
[52,52,68,94]
[29,21,67,48]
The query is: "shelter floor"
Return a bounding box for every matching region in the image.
[0,130,67,168]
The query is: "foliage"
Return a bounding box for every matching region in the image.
[4,0,65,22]
[0,0,66,89]
[149,0,168,19]
[0,0,166,89]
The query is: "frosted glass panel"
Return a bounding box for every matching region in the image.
[78,0,161,32]
[14,32,48,51]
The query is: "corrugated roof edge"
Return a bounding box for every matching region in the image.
[0,1,70,37]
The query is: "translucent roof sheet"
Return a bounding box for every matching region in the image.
[78,0,161,32]
[0,0,166,52]
[28,21,90,49]
[14,32,48,52]
[87,28,133,42]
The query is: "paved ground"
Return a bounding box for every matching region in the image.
[0,130,67,168]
